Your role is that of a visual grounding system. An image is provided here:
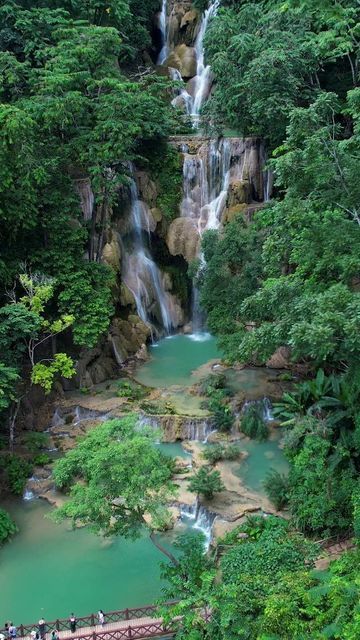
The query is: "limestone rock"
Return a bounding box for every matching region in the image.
[266,346,292,369]
[227,179,251,207]
[109,316,151,365]
[101,235,121,272]
[222,204,247,225]
[151,207,163,223]
[136,171,158,208]
[180,9,200,45]
[166,44,197,79]
[166,216,200,263]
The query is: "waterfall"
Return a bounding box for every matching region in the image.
[181,138,230,235]
[180,500,216,548]
[122,171,176,335]
[170,67,193,115]
[181,138,230,331]
[157,0,169,64]
[138,414,214,442]
[191,0,220,122]
[242,397,275,422]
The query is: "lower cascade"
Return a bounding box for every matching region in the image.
[180,500,217,548]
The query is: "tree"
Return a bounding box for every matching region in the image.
[52,416,179,564]
[188,467,224,500]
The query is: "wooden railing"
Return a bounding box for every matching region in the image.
[1,602,178,638]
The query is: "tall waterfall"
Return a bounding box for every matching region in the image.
[181,138,231,234]
[122,172,175,334]
[191,0,220,121]
[157,0,169,64]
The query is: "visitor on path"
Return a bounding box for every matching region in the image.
[97,611,104,626]
[8,624,16,638]
[38,619,46,640]
[30,630,36,640]
[4,623,9,638]
[51,630,59,640]
[69,615,76,634]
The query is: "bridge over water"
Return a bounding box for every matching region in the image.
[1,604,178,640]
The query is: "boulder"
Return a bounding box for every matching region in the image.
[136,171,158,208]
[266,346,292,369]
[166,216,200,263]
[222,204,247,225]
[101,235,121,272]
[166,44,197,79]
[180,9,201,45]
[227,179,252,207]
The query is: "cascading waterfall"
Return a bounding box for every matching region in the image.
[170,67,193,115]
[191,0,220,121]
[242,397,275,422]
[157,0,169,64]
[180,500,216,548]
[181,138,230,330]
[122,171,176,335]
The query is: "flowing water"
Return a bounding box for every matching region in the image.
[121,172,177,334]
[191,0,220,121]
[157,0,169,64]
[134,334,221,387]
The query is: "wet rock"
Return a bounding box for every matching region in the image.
[227,179,252,207]
[266,346,292,369]
[136,172,158,208]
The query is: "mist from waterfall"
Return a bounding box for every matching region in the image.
[121,170,176,335]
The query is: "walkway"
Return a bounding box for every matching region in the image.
[3,605,176,640]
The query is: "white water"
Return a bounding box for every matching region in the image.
[242,397,275,422]
[157,0,169,64]
[170,67,193,115]
[191,0,220,122]
[122,171,176,334]
[180,500,216,549]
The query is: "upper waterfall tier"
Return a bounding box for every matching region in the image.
[157,0,220,121]
[166,137,272,264]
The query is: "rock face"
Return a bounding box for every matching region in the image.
[166,217,200,263]
[167,44,197,78]
[166,1,200,52]
[110,316,151,365]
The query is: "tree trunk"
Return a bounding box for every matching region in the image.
[149,531,179,566]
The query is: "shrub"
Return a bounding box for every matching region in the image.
[263,469,289,510]
[241,403,269,441]
[117,379,145,401]
[203,443,243,464]
[23,431,49,453]
[0,509,17,544]
[32,453,52,466]
[188,466,225,500]
[0,454,33,495]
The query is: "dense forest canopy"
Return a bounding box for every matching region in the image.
[1,0,360,637]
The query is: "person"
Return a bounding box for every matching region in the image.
[4,624,9,639]
[51,630,59,640]
[38,619,46,640]
[30,630,37,640]
[69,615,76,634]
[8,624,16,639]
[97,611,104,626]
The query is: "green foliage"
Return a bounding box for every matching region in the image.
[116,379,146,401]
[188,466,224,500]
[263,469,289,510]
[0,509,17,545]
[52,416,177,540]
[0,363,20,411]
[31,353,76,393]
[22,431,49,453]
[0,454,33,495]
[31,453,51,466]
[241,403,269,441]
[150,144,183,221]
[202,443,242,464]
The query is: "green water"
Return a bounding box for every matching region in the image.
[134,334,221,387]
[235,432,289,494]
[0,499,169,624]
[156,442,191,459]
